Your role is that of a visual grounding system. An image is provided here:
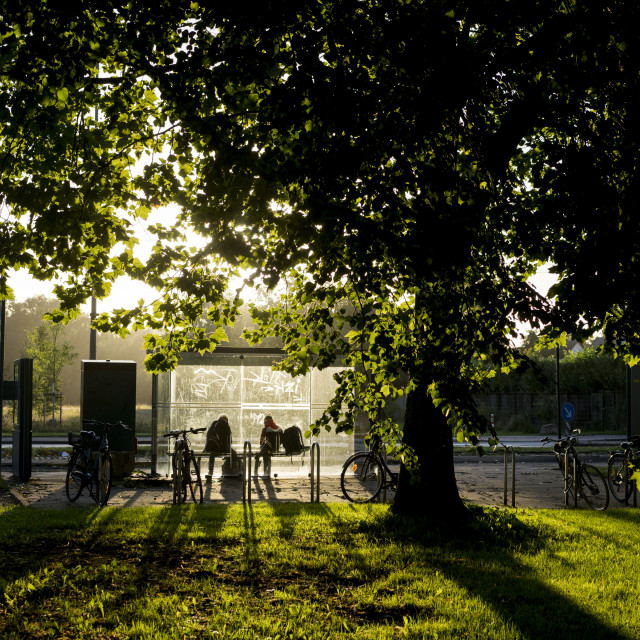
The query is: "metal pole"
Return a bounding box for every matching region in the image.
[511,447,516,508]
[504,447,508,506]
[0,298,5,478]
[573,455,578,509]
[150,373,158,476]
[564,450,569,507]
[626,366,632,440]
[89,103,99,362]
[556,346,562,440]
[243,440,252,504]
[310,442,320,503]
[382,448,387,503]
[89,296,97,360]
[503,446,516,507]
[624,453,629,507]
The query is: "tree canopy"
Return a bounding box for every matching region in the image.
[2,1,639,521]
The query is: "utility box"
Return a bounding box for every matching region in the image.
[12,358,33,481]
[81,360,136,477]
[629,365,640,437]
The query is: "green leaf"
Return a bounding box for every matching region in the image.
[211,326,228,344]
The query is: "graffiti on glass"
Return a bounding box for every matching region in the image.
[175,367,306,403]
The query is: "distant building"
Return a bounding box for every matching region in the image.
[567,337,605,354]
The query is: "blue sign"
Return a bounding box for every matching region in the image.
[561,403,575,422]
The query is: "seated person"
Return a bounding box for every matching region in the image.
[204,414,231,480]
[254,415,282,477]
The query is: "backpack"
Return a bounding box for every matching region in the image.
[282,425,306,455]
[222,448,242,475]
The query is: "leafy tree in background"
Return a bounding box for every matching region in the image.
[483,348,626,395]
[1,296,57,378]
[2,2,640,523]
[21,320,77,411]
[3,296,152,404]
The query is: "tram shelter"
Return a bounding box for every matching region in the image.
[150,348,364,477]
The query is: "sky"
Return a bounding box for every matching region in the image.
[6,204,185,314]
[8,241,559,329]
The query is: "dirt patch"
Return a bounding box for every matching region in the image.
[0,488,20,507]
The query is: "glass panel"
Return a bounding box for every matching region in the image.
[310,408,354,472]
[311,366,342,405]
[242,359,309,405]
[155,403,173,476]
[173,356,242,404]
[157,371,171,406]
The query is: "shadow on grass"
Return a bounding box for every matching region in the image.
[0,503,231,594]
[2,502,637,640]
[353,505,633,640]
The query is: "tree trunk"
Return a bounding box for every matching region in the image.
[391,380,469,524]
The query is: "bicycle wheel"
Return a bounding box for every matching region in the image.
[341,452,383,503]
[185,453,203,504]
[65,450,85,502]
[580,464,609,511]
[607,453,632,503]
[380,472,398,504]
[172,449,187,504]
[96,452,113,506]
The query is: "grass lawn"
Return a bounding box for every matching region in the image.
[3,404,153,437]
[1,504,639,640]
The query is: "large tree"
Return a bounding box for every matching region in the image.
[2,1,639,522]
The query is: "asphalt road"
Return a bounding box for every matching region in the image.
[2,434,629,447]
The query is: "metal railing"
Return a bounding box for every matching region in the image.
[243,440,252,504]
[243,439,321,504]
[310,442,320,503]
[503,445,516,507]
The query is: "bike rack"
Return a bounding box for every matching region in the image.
[565,451,578,508]
[624,462,638,508]
[310,442,320,503]
[503,446,516,507]
[243,439,320,504]
[243,440,252,505]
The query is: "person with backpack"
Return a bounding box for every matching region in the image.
[204,414,231,480]
[254,415,282,477]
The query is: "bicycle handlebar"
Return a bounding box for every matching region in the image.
[541,435,576,447]
[82,418,133,431]
[162,427,206,438]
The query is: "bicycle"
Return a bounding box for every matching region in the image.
[163,427,206,504]
[541,431,609,510]
[607,435,640,503]
[340,436,398,503]
[66,419,132,506]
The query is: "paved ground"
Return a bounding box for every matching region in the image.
[2,452,631,510]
